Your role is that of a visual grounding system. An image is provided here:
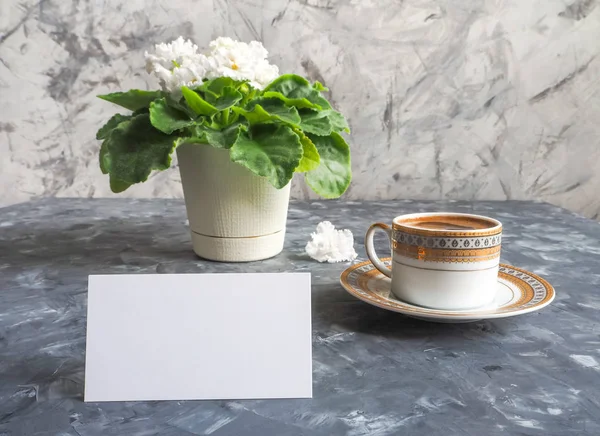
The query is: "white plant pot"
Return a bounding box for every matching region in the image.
[176,143,291,262]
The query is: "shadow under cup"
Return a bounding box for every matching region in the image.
[369,213,503,310]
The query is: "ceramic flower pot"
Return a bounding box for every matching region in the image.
[176,143,291,262]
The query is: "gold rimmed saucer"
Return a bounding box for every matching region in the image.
[340,259,555,323]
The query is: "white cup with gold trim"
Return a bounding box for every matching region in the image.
[365,212,503,310]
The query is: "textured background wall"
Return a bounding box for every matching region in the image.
[1,0,600,218]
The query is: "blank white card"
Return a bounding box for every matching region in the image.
[85,273,312,402]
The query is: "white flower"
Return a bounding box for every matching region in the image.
[145,36,199,71]
[253,60,279,89]
[144,36,280,93]
[305,221,358,263]
[204,37,279,89]
[144,37,209,93]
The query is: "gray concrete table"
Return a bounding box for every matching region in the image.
[1,199,599,435]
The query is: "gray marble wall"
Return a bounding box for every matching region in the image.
[1,0,599,218]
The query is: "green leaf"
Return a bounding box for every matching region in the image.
[201,77,239,95]
[263,74,309,93]
[313,81,329,92]
[109,177,131,193]
[99,141,110,174]
[239,84,258,106]
[149,98,195,134]
[207,124,245,148]
[233,98,301,125]
[230,124,303,189]
[295,130,320,172]
[198,79,244,110]
[305,132,351,198]
[298,109,333,136]
[181,86,218,116]
[326,109,350,133]
[263,74,331,110]
[212,86,243,111]
[184,123,246,149]
[163,94,197,118]
[261,91,315,109]
[102,113,177,191]
[96,114,131,140]
[98,90,162,111]
[313,95,332,110]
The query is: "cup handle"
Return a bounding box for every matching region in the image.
[364,223,393,278]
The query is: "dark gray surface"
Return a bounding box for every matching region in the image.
[1,199,599,436]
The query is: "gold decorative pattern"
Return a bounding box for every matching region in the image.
[500,273,534,309]
[393,225,502,238]
[397,214,498,230]
[393,230,502,250]
[393,214,502,237]
[499,264,555,308]
[339,258,555,320]
[393,241,501,262]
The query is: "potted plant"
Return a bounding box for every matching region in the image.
[96,37,351,262]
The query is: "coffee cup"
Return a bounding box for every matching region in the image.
[365,212,502,310]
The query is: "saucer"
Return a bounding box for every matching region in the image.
[340,259,555,323]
